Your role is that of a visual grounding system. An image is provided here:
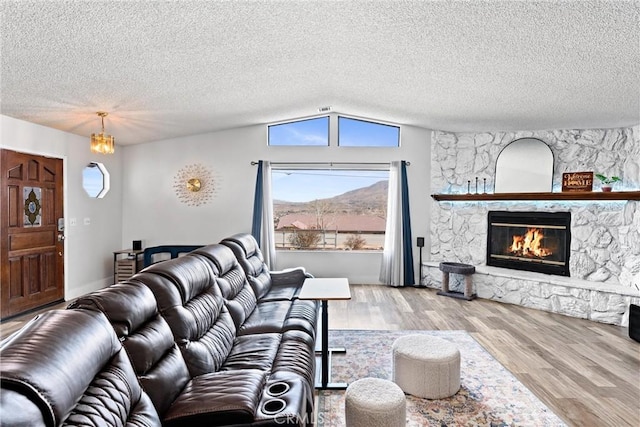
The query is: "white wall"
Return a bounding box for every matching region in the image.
[1,115,124,299]
[122,117,431,284]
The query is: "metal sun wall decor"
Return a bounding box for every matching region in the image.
[173,163,215,206]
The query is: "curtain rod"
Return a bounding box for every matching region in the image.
[250,161,410,166]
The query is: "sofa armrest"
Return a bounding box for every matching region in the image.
[270,268,313,287]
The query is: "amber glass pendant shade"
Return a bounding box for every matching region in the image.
[90,112,115,154]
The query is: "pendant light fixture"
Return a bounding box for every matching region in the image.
[90,112,115,154]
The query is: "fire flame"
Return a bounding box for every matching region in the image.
[509,228,552,258]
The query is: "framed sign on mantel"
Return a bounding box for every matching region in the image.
[562,171,593,192]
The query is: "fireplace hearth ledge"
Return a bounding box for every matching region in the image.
[421,262,640,326]
[473,265,639,297]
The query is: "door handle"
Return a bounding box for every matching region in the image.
[58,234,65,242]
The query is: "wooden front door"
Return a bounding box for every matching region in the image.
[1,149,64,319]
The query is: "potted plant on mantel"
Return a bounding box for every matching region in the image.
[595,174,622,192]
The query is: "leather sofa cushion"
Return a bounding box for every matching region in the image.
[133,269,236,377]
[192,244,258,329]
[138,346,191,416]
[239,300,317,337]
[163,369,267,427]
[221,233,274,301]
[255,282,298,302]
[238,301,292,335]
[70,282,192,417]
[221,333,281,371]
[272,330,317,389]
[140,254,218,304]
[0,309,161,427]
[218,266,257,329]
[222,234,310,302]
[69,282,157,337]
[285,300,318,337]
[61,350,160,427]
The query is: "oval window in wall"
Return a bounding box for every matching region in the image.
[82,162,110,198]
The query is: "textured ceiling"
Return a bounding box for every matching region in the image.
[1,0,639,146]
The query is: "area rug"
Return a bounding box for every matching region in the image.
[316,330,566,427]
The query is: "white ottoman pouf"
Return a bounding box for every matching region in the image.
[392,334,460,399]
[344,377,406,427]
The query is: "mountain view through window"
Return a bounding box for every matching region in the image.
[272,169,389,250]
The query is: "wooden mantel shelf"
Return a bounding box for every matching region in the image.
[431,191,640,202]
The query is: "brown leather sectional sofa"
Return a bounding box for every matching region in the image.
[0,233,319,427]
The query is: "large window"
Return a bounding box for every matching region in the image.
[338,116,400,147]
[268,116,329,146]
[272,167,389,251]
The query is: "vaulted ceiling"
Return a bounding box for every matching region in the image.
[2,1,638,146]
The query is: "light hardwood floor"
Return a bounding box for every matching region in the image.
[2,285,638,426]
[330,285,639,427]
[1,300,69,339]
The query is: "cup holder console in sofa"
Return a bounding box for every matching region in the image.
[262,398,287,415]
[255,372,309,424]
[1,233,319,427]
[268,381,291,396]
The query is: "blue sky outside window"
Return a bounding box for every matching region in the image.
[268,116,329,146]
[338,116,400,147]
[272,169,389,202]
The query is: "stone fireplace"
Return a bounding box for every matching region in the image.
[422,127,640,326]
[486,211,571,276]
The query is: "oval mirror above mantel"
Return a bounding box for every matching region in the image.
[494,138,553,193]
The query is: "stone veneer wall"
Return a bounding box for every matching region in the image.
[424,126,640,325]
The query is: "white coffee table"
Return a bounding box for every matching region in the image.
[299,277,351,390]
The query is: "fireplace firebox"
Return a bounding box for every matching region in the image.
[487,211,571,276]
